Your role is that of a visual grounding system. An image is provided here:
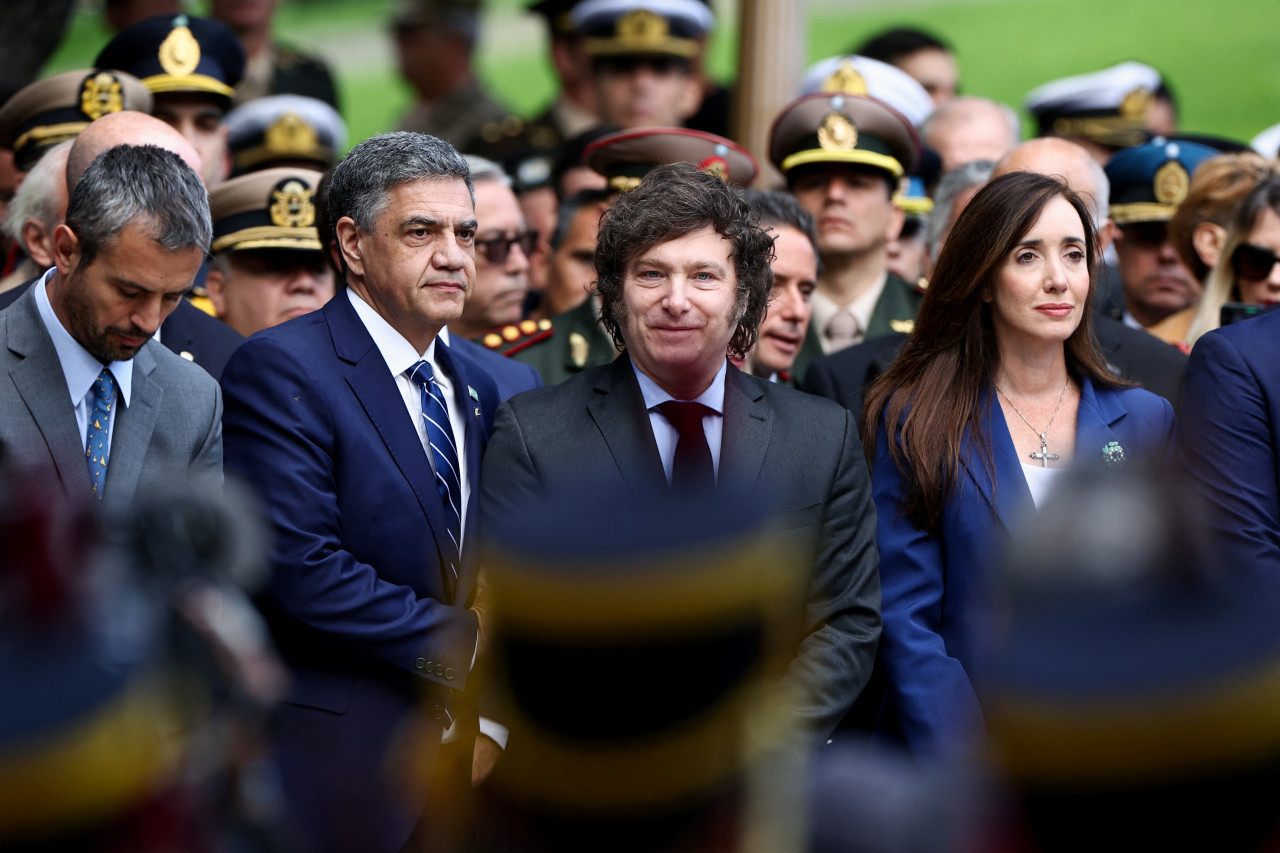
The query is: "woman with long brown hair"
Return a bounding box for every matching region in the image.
[863,170,1175,755]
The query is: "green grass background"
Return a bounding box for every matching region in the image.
[46,0,1280,153]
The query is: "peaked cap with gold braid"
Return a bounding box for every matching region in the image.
[95,13,245,109]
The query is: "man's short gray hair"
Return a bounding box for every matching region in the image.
[462,154,511,187]
[65,143,211,269]
[3,140,72,245]
[327,132,474,234]
[927,159,995,258]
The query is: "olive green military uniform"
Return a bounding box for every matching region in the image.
[494,299,617,386]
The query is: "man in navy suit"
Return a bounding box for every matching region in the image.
[480,163,881,741]
[220,132,499,852]
[1179,308,1280,572]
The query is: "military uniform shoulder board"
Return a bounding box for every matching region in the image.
[479,318,554,356]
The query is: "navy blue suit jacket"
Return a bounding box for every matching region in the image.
[220,293,499,851]
[1178,310,1280,571]
[872,378,1175,755]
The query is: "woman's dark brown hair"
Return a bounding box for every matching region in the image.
[862,170,1126,534]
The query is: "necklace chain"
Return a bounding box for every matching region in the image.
[995,379,1069,467]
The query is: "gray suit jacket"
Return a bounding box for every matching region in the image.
[0,284,223,508]
[479,354,881,739]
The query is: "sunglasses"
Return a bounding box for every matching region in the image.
[475,230,538,265]
[1231,243,1280,281]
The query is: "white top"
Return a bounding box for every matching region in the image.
[633,358,727,484]
[1021,462,1067,510]
[347,289,470,543]
[34,267,135,455]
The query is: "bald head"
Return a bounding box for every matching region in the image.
[993,137,1110,231]
[921,96,1019,174]
[66,110,203,191]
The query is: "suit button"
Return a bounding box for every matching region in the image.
[444,667,455,680]
[414,657,427,670]
[434,664,445,677]
[429,704,444,721]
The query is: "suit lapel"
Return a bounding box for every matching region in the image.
[587,354,667,491]
[1074,376,1125,468]
[719,365,772,493]
[961,386,1033,531]
[102,344,161,505]
[327,298,453,587]
[5,294,92,496]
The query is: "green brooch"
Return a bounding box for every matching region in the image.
[1101,441,1125,467]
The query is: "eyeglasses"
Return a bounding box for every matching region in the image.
[1231,243,1280,281]
[475,230,538,265]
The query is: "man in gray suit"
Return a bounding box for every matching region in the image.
[0,143,221,507]
[479,163,881,740]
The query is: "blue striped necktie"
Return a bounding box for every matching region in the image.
[85,368,115,500]
[408,358,461,595]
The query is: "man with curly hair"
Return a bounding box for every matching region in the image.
[479,162,881,740]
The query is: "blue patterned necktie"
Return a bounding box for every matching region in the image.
[408,358,461,595]
[85,368,115,500]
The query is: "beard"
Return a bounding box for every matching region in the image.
[62,273,150,364]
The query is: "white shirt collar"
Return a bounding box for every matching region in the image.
[34,267,134,409]
[347,287,440,371]
[632,358,728,414]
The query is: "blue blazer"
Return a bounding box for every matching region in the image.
[220,292,500,852]
[1178,310,1280,572]
[872,377,1175,755]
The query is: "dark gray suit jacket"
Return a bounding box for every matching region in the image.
[479,354,881,739]
[0,284,222,508]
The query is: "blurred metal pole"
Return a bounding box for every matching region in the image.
[732,0,806,188]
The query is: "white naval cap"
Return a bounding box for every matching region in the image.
[224,93,347,176]
[799,54,934,129]
[1024,61,1163,147]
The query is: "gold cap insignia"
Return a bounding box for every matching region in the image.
[817,112,857,152]
[1119,86,1152,119]
[159,21,201,78]
[264,113,318,156]
[269,179,316,228]
[823,61,868,96]
[698,155,728,180]
[617,9,668,41]
[569,332,589,368]
[1153,160,1190,205]
[80,72,125,120]
[608,175,643,193]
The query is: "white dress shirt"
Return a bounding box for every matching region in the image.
[633,359,728,483]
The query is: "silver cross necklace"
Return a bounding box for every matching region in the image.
[995,379,1070,468]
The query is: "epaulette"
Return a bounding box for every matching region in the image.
[479,319,553,357]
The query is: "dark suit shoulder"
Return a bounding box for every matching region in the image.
[741,370,857,435]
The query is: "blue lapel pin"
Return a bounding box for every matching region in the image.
[468,385,479,401]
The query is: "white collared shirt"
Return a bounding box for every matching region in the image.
[632,359,728,483]
[34,267,135,455]
[347,289,470,543]
[809,270,889,352]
